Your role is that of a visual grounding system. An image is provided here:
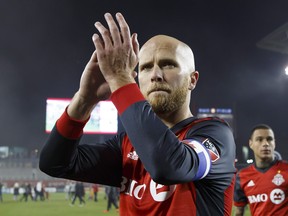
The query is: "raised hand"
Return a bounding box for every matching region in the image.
[78,51,111,103]
[92,12,139,92]
[67,12,138,120]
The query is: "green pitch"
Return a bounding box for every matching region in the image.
[0,191,250,216]
[0,191,118,216]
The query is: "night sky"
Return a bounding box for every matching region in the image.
[1,0,287,161]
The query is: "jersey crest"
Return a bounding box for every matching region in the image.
[202,138,220,162]
[272,173,285,186]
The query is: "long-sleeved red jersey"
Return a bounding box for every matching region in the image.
[40,83,236,216]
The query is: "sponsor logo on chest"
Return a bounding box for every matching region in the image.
[120,176,176,202]
[247,189,285,205]
[247,172,286,205]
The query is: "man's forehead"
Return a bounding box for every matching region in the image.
[253,129,274,138]
[140,41,178,53]
[142,35,180,47]
[139,44,189,63]
[140,46,176,59]
[139,36,195,70]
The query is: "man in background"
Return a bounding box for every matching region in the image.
[234,124,288,215]
[103,186,119,213]
[70,182,85,207]
[0,182,3,202]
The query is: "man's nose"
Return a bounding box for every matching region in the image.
[151,65,163,82]
[262,139,269,146]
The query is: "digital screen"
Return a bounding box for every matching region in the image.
[45,98,118,134]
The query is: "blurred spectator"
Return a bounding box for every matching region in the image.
[43,183,49,200]
[34,181,45,201]
[103,186,119,213]
[20,183,34,202]
[70,182,85,207]
[64,181,70,200]
[0,182,3,202]
[13,182,20,201]
[92,184,99,202]
[69,181,76,201]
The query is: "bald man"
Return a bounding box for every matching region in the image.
[40,13,236,215]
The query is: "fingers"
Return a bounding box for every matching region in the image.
[92,33,104,55]
[105,13,122,45]
[115,13,131,45]
[94,12,132,48]
[89,50,98,62]
[131,33,139,57]
[94,21,113,48]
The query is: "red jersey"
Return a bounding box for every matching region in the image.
[120,123,232,215]
[40,84,236,216]
[234,160,288,216]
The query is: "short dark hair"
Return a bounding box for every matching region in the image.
[249,124,272,139]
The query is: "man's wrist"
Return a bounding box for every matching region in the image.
[56,107,89,139]
[111,83,145,115]
[67,92,98,121]
[107,75,136,92]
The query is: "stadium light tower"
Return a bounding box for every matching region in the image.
[285,66,288,76]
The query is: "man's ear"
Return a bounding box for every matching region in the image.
[249,139,253,149]
[188,71,199,90]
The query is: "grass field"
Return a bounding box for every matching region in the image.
[0,190,251,216]
[0,190,119,216]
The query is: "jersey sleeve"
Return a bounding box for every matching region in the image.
[234,171,248,207]
[111,84,235,185]
[39,109,123,187]
[181,139,211,180]
[185,118,236,178]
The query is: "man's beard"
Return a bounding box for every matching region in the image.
[146,81,189,114]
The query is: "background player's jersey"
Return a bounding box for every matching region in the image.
[234,160,288,215]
